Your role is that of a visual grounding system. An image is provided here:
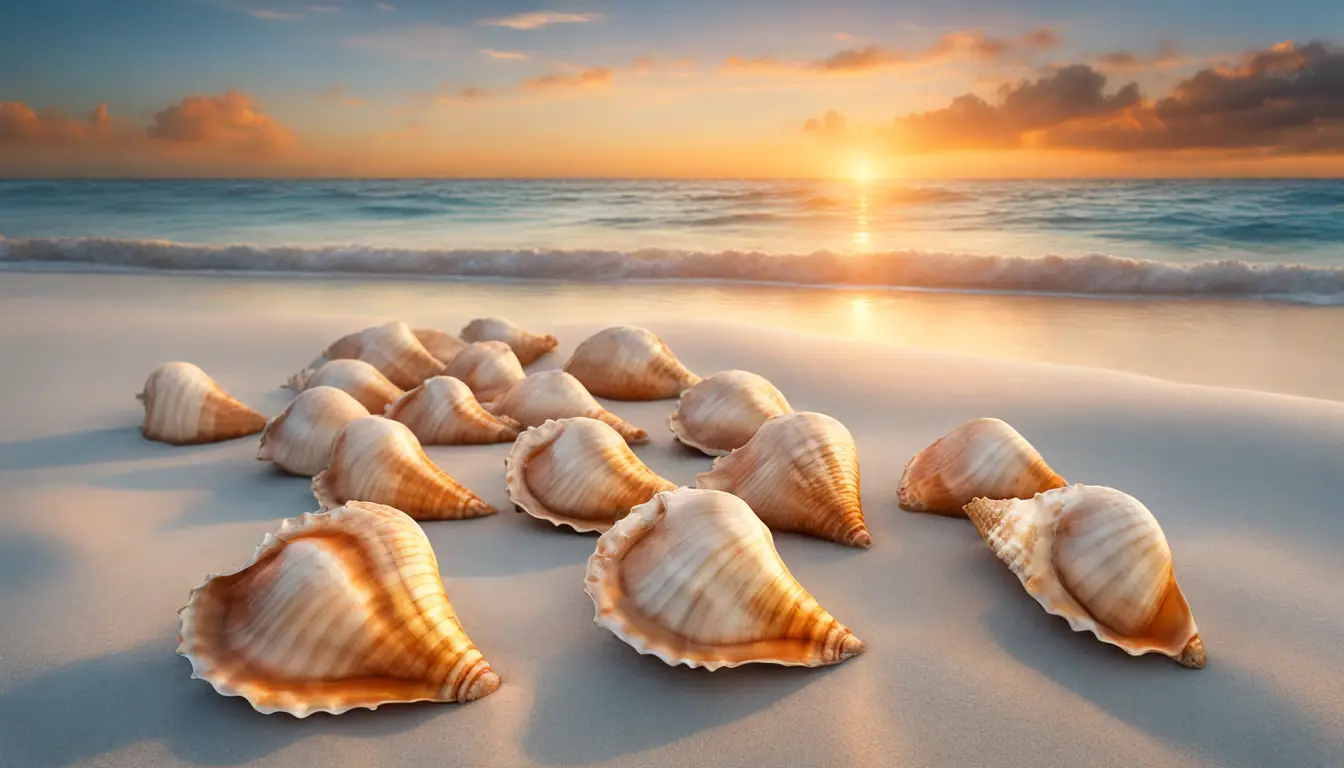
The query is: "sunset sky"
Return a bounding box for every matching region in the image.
[2,0,1342,177]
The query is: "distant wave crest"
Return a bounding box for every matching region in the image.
[2,235,1342,304]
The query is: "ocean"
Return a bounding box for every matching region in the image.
[2,178,1343,303]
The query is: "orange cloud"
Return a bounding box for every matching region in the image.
[148,91,292,151]
[727,27,1061,76]
[523,67,613,90]
[478,11,601,30]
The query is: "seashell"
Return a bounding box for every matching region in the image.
[286,358,406,414]
[669,370,793,456]
[505,417,675,533]
[486,371,648,444]
[899,417,1067,516]
[385,376,521,445]
[585,487,866,669]
[413,328,467,365]
[460,317,558,366]
[563,326,701,400]
[138,362,267,445]
[177,500,501,717]
[313,416,495,520]
[257,386,370,476]
[696,412,869,548]
[293,321,443,390]
[442,341,526,404]
[964,484,1204,669]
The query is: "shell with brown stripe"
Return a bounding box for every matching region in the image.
[585,487,866,670]
[176,501,501,716]
[563,326,701,401]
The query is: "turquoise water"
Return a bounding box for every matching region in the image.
[2,179,1343,301]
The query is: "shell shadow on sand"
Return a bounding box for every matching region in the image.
[0,532,69,599]
[92,458,318,531]
[972,555,1339,768]
[0,640,447,768]
[522,639,843,766]
[0,426,171,471]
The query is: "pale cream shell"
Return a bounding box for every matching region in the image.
[563,326,701,401]
[442,341,526,404]
[460,317,558,366]
[504,417,675,533]
[177,501,501,717]
[669,370,793,456]
[696,412,870,548]
[899,417,1066,516]
[385,376,521,445]
[585,487,866,670]
[313,416,495,521]
[294,321,444,390]
[139,361,267,445]
[486,370,648,444]
[964,484,1204,668]
[286,358,406,414]
[413,328,467,365]
[257,386,371,476]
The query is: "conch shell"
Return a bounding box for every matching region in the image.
[138,362,267,445]
[563,326,701,400]
[504,417,675,533]
[413,328,467,365]
[486,371,648,444]
[385,376,521,445]
[669,370,792,456]
[964,484,1204,669]
[294,321,443,390]
[585,487,866,669]
[285,358,406,414]
[460,317,558,366]
[442,341,526,404]
[177,501,501,717]
[696,412,870,548]
[899,417,1067,516]
[257,386,370,476]
[313,416,495,520]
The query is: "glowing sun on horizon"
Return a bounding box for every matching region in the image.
[851,159,877,183]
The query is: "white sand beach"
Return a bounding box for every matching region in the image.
[1,271,1342,768]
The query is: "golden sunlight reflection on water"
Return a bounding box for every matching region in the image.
[852,191,871,251]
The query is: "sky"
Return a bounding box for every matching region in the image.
[1,0,1342,177]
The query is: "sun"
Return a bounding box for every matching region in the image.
[851,158,876,183]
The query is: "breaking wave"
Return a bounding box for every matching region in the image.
[2,235,1343,304]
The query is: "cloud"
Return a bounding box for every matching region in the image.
[1,90,293,164]
[728,27,1062,76]
[816,41,1344,156]
[249,9,302,20]
[1047,41,1344,152]
[478,11,601,30]
[304,4,341,13]
[480,48,529,60]
[415,83,492,106]
[803,110,849,138]
[1095,41,1185,71]
[344,24,461,60]
[319,84,366,107]
[885,64,1140,151]
[523,67,612,90]
[0,102,129,146]
[374,2,393,10]
[147,91,293,151]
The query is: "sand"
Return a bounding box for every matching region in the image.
[0,272,1341,768]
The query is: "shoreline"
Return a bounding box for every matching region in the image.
[2,271,1340,402]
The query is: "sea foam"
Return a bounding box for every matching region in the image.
[3,235,1342,305]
